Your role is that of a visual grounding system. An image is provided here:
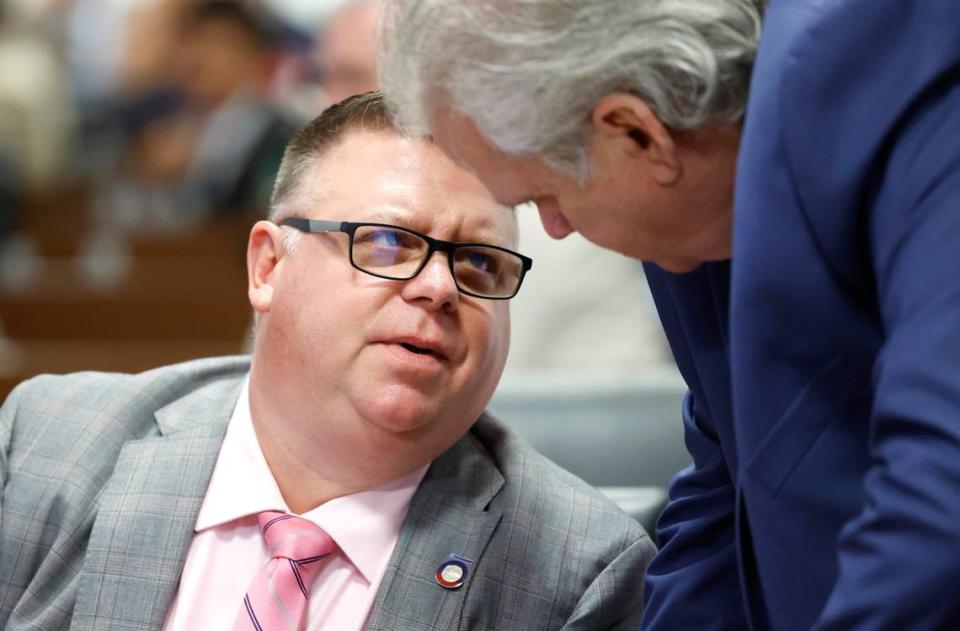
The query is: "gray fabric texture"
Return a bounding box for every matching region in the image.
[0,356,653,630]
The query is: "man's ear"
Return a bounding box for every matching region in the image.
[590,93,681,185]
[247,220,285,314]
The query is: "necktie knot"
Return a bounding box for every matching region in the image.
[234,511,337,630]
[257,510,336,564]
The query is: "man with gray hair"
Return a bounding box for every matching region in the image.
[0,92,654,630]
[381,1,960,629]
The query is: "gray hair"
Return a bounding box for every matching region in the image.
[381,0,765,179]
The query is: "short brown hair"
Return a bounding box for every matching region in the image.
[269,91,397,219]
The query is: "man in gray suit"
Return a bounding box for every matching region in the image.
[0,92,654,630]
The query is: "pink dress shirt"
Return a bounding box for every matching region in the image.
[162,378,429,631]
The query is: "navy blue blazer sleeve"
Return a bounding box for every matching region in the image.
[642,393,744,631]
[813,67,960,630]
[641,263,746,630]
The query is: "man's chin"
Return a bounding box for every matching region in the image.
[352,384,441,435]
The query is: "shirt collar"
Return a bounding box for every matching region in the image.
[301,464,426,584]
[196,375,429,583]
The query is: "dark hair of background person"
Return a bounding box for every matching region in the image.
[185,0,271,52]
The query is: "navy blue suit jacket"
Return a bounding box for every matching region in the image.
[642,1,960,629]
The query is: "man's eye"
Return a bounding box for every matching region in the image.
[370,230,399,247]
[465,251,499,274]
[360,229,418,249]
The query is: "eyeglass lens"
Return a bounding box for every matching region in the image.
[351,225,523,297]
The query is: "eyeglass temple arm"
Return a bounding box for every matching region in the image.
[280,218,345,233]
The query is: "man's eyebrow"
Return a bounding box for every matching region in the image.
[352,206,511,244]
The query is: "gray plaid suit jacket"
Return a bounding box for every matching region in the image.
[1,356,654,630]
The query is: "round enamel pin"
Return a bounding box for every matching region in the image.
[435,558,468,589]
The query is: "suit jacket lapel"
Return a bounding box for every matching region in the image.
[366,415,504,631]
[70,376,243,631]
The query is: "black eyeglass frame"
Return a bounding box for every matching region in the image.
[280,218,533,300]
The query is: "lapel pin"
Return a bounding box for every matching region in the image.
[436,554,472,590]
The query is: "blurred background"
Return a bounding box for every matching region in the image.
[0,0,687,530]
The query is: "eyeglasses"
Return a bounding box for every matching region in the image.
[280,218,533,300]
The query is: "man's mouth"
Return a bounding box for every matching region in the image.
[400,342,437,357]
[381,336,451,363]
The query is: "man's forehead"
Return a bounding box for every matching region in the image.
[428,107,546,209]
[299,131,517,242]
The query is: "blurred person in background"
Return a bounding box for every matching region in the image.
[65,0,184,178]
[0,92,653,630]
[381,0,960,629]
[97,0,295,231]
[315,0,380,107]
[0,0,75,237]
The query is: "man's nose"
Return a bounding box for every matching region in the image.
[535,196,574,239]
[400,251,460,312]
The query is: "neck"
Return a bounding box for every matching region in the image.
[246,359,431,513]
[247,386,356,512]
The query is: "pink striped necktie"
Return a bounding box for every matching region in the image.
[233,511,337,631]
